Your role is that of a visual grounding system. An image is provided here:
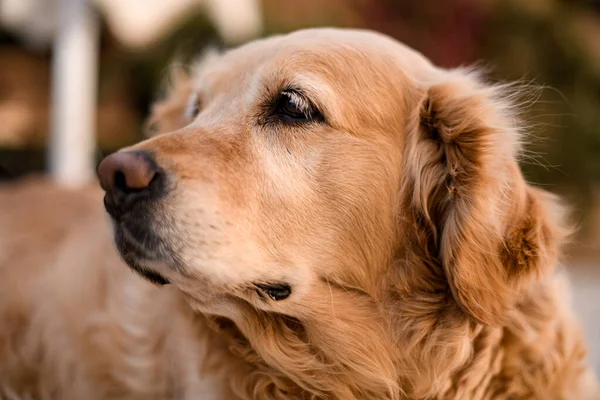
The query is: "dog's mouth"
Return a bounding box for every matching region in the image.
[124,258,170,286]
[112,223,171,286]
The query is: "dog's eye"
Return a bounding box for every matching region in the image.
[275,90,320,123]
[255,282,291,301]
[186,93,201,120]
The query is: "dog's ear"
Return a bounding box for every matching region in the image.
[403,70,570,325]
[144,66,193,137]
[144,49,222,137]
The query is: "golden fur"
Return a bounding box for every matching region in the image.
[0,28,598,399]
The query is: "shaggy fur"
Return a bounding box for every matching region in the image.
[0,28,598,399]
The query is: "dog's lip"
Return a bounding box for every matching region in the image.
[132,266,170,286]
[112,225,171,286]
[116,224,155,257]
[118,243,171,286]
[103,194,121,220]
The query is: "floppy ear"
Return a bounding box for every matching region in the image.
[144,67,193,137]
[403,70,570,325]
[144,49,222,137]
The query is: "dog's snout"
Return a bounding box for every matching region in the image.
[97,150,162,217]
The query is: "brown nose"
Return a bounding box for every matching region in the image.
[97,150,161,217]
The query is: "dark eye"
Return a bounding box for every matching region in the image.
[274,90,320,123]
[186,93,201,120]
[255,282,291,301]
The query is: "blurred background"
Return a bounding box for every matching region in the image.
[0,0,598,372]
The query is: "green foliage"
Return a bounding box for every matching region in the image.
[482,1,600,219]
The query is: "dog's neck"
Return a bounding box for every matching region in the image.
[196,268,486,399]
[195,267,582,400]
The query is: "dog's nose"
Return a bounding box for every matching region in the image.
[97,150,161,216]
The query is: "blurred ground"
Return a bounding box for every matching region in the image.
[569,261,600,375]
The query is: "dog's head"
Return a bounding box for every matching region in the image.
[98,28,569,398]
[98,29,430,305]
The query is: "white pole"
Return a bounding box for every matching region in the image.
[49,0,99,187]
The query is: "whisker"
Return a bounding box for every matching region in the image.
[325,277,337,319]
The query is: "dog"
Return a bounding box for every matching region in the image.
[0,28,597,399]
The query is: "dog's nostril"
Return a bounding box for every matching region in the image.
[114,171,128,193]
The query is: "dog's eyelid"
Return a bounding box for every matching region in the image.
[273,88,325,124]
[281,90,309,110]
[281,88,319,110]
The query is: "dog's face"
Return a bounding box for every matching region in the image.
[100,29,434,313]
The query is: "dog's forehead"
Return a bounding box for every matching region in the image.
[193,28,435,94]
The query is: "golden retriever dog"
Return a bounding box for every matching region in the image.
[0,28,598,399]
